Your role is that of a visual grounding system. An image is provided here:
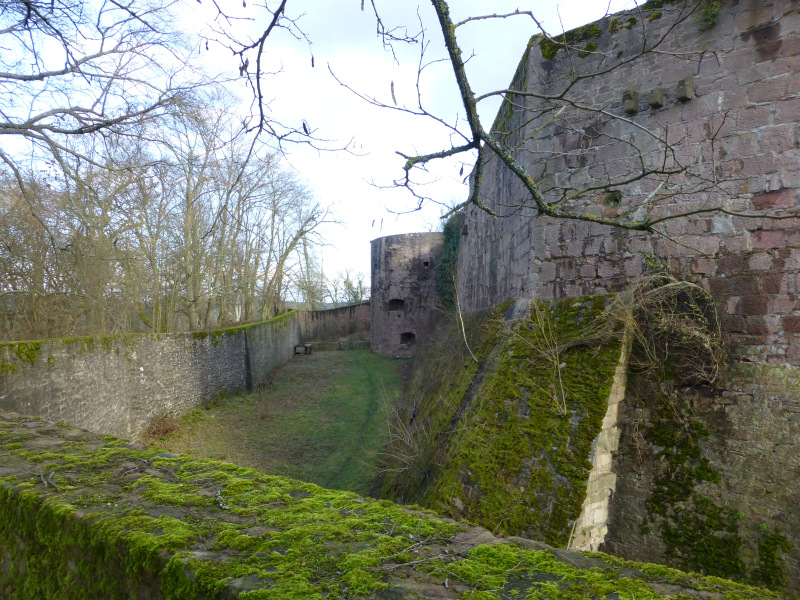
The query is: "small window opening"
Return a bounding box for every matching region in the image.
[400,332,416,345]
[388,298,405,311]
[423,260,429,267]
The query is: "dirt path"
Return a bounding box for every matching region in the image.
[153,350,406,496]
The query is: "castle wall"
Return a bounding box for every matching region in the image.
[0,312,300,439]
[371,233,444,358]
[456,0,800,364]
[452,0,800,589]
[299,302,370,343]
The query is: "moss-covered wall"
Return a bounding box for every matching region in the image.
[0,412,778,599]
[604,362,800,591]
[0,313,300,440]
[382,296,623,548]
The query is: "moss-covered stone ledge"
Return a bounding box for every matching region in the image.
[0,413,779,599]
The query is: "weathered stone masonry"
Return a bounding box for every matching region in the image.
[0,312,300,440]
[371,233,444,358]
[451,0,800,589]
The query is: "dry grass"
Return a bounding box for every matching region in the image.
[140,411,180,442]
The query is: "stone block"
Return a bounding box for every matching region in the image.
[776,97,800,125]
[648,87,664,108]
[753,230,786,249]
[738,104,773,131]
[622,90,640,115]
[729,275,760,295]
[676,77,694,102]
[782,316,800,333]
[742,295,770,315]
[771,295,797,314]
[748,252,774,271]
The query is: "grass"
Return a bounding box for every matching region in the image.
[151,350,406,497]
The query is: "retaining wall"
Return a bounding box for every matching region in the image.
[0,312,300,440]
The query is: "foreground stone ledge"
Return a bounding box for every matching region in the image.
[0,412,779,599]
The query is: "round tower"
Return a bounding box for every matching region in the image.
[370,232,444,358]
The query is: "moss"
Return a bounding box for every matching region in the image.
[699,0,722,30]
[436,212,464,311]
[649,11,663,21]
[0,361,17,374]
[385,296,622,547]
[539,23,602,61]
[578,41,598,57]
[752,530,792,590]
[639,386,746,580]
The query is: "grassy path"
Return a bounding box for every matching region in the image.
[153,350,406,497]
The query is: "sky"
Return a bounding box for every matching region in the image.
[191,0,642,280]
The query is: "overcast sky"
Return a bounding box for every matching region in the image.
[193,0,642,280]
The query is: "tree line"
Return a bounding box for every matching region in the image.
[0,1,334,340]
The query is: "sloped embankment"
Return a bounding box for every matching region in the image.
[0,412,778,599]
[381,296,622,547]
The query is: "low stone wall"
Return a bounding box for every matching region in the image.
[0,413,775,600]
[0,312,300,440]
[299,302,370,343]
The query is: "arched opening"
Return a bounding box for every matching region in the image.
[400,332,416,345]
[388,298,405,311]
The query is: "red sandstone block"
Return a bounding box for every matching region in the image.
[734,6,775,32]
[721,314,747,333]
[769,53,800,78]
[718,253,745,274]
[709,277,731,297]
[746,315,769,334]
[751,189,797,210]
[781,316,800,333]
[748,77,788,104]
[761,273,785,294]
[748,252,773,271]
[741,153,777,175]
[729,274,760,295]
[771,295,797,314]
[759,123,797,153]
[776,97,800,124]
[753,230,786,249]
[691,257,717,275]
[738,104,773,131]
[742,295,770,315]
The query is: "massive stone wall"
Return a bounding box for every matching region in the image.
[0,312,300,440]
[449,0,800,590]
[371,233,444,358]
[456,0,800,364]
[299,302,370,343]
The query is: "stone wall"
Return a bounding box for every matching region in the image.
[0,413,768,600]
[449,0,800,590]
[0,312,300,440]
[371,233,444,358]
[456,0,800,364]
[604,362,800,590]
[299,302,370,343]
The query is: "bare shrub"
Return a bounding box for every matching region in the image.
[142,411,180,441]
[603,274,724,387]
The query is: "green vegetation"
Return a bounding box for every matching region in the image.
[539,23,602,61]
[155,350,405,497]
[753,530,793,589]
[437,212,465,311]
[383,297,622,546]
[640,387,745,579]
[0,414,779,599]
